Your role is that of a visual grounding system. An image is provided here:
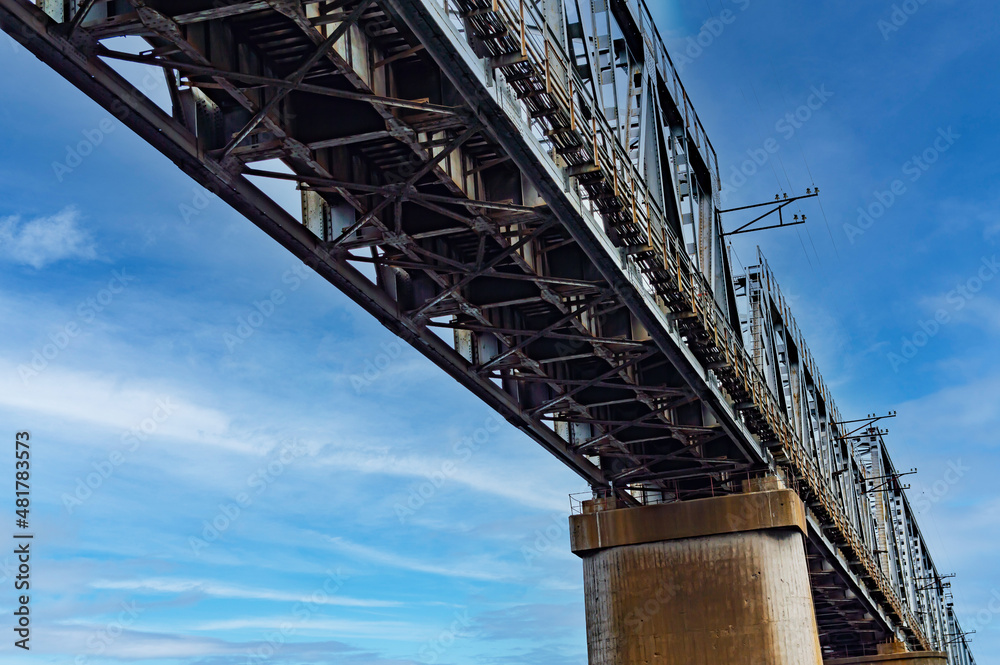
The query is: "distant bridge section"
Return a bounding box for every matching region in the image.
[0,0,976,661]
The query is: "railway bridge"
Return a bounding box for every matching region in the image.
[0,0,978,662]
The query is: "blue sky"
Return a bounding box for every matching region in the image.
[0,0,997,663]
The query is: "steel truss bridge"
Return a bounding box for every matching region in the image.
[0,0,977,661]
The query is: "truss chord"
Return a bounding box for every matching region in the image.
[475,295,608,373]
[99,47,464,114]
[217,0,376,159]
[409,218,557,320]
[65,0,97,37]
[527,348,657,418]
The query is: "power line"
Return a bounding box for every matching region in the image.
[749,80,794,193]
[739,87,784,192]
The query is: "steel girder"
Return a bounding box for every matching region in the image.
[736,252,973,659]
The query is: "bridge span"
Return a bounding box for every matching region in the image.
[0,0,978,662]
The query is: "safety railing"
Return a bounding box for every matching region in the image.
[614,0,719,186]
[432,0,929,647]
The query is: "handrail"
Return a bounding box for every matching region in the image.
[614,0,719,186]
[442,0,930,648]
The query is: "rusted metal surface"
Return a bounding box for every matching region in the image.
[569,488,807,554]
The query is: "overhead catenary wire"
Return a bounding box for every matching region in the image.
[729,241,748,277]
[749,81,794,195]
[803,219,824,269]
[739,87,784,194]
[763,63,801,197]
[796,228,814,270]
[730,85,813,269]
[815,194,842,260]
[795,141,840,260]
[764,60,840,264]
[741,81,816,268]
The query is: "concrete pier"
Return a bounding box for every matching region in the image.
[569,487,824,665]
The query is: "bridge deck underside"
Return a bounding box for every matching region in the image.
[84,0,761,492]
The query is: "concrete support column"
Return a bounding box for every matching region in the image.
[569,487,824,665]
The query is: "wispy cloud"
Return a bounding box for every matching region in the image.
[313,447,570,513]
[471,603,580,641]
[326,537,513,582]
[0,207,98,268]
[0,359,258,454]
[90,577,401,608]
[195,616,423,640]
[41,625,383,660]
[42,626,245,659]
[894,373,1000,448]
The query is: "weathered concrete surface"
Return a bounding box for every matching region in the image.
[571,490,823,665]
[824,652,947,665]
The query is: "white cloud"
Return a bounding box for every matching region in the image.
[196,616,422,640]
[312,447,570,513]
[39,625,411,661]
[326,536,515,582]
[0,359,267,455]
[90,577,402,608]
[0,207,98,268]
[894,374,1000,446]
[987,220,1000,243]
[40,626,245,659]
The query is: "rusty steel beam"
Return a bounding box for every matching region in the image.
[0,0,609,487]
